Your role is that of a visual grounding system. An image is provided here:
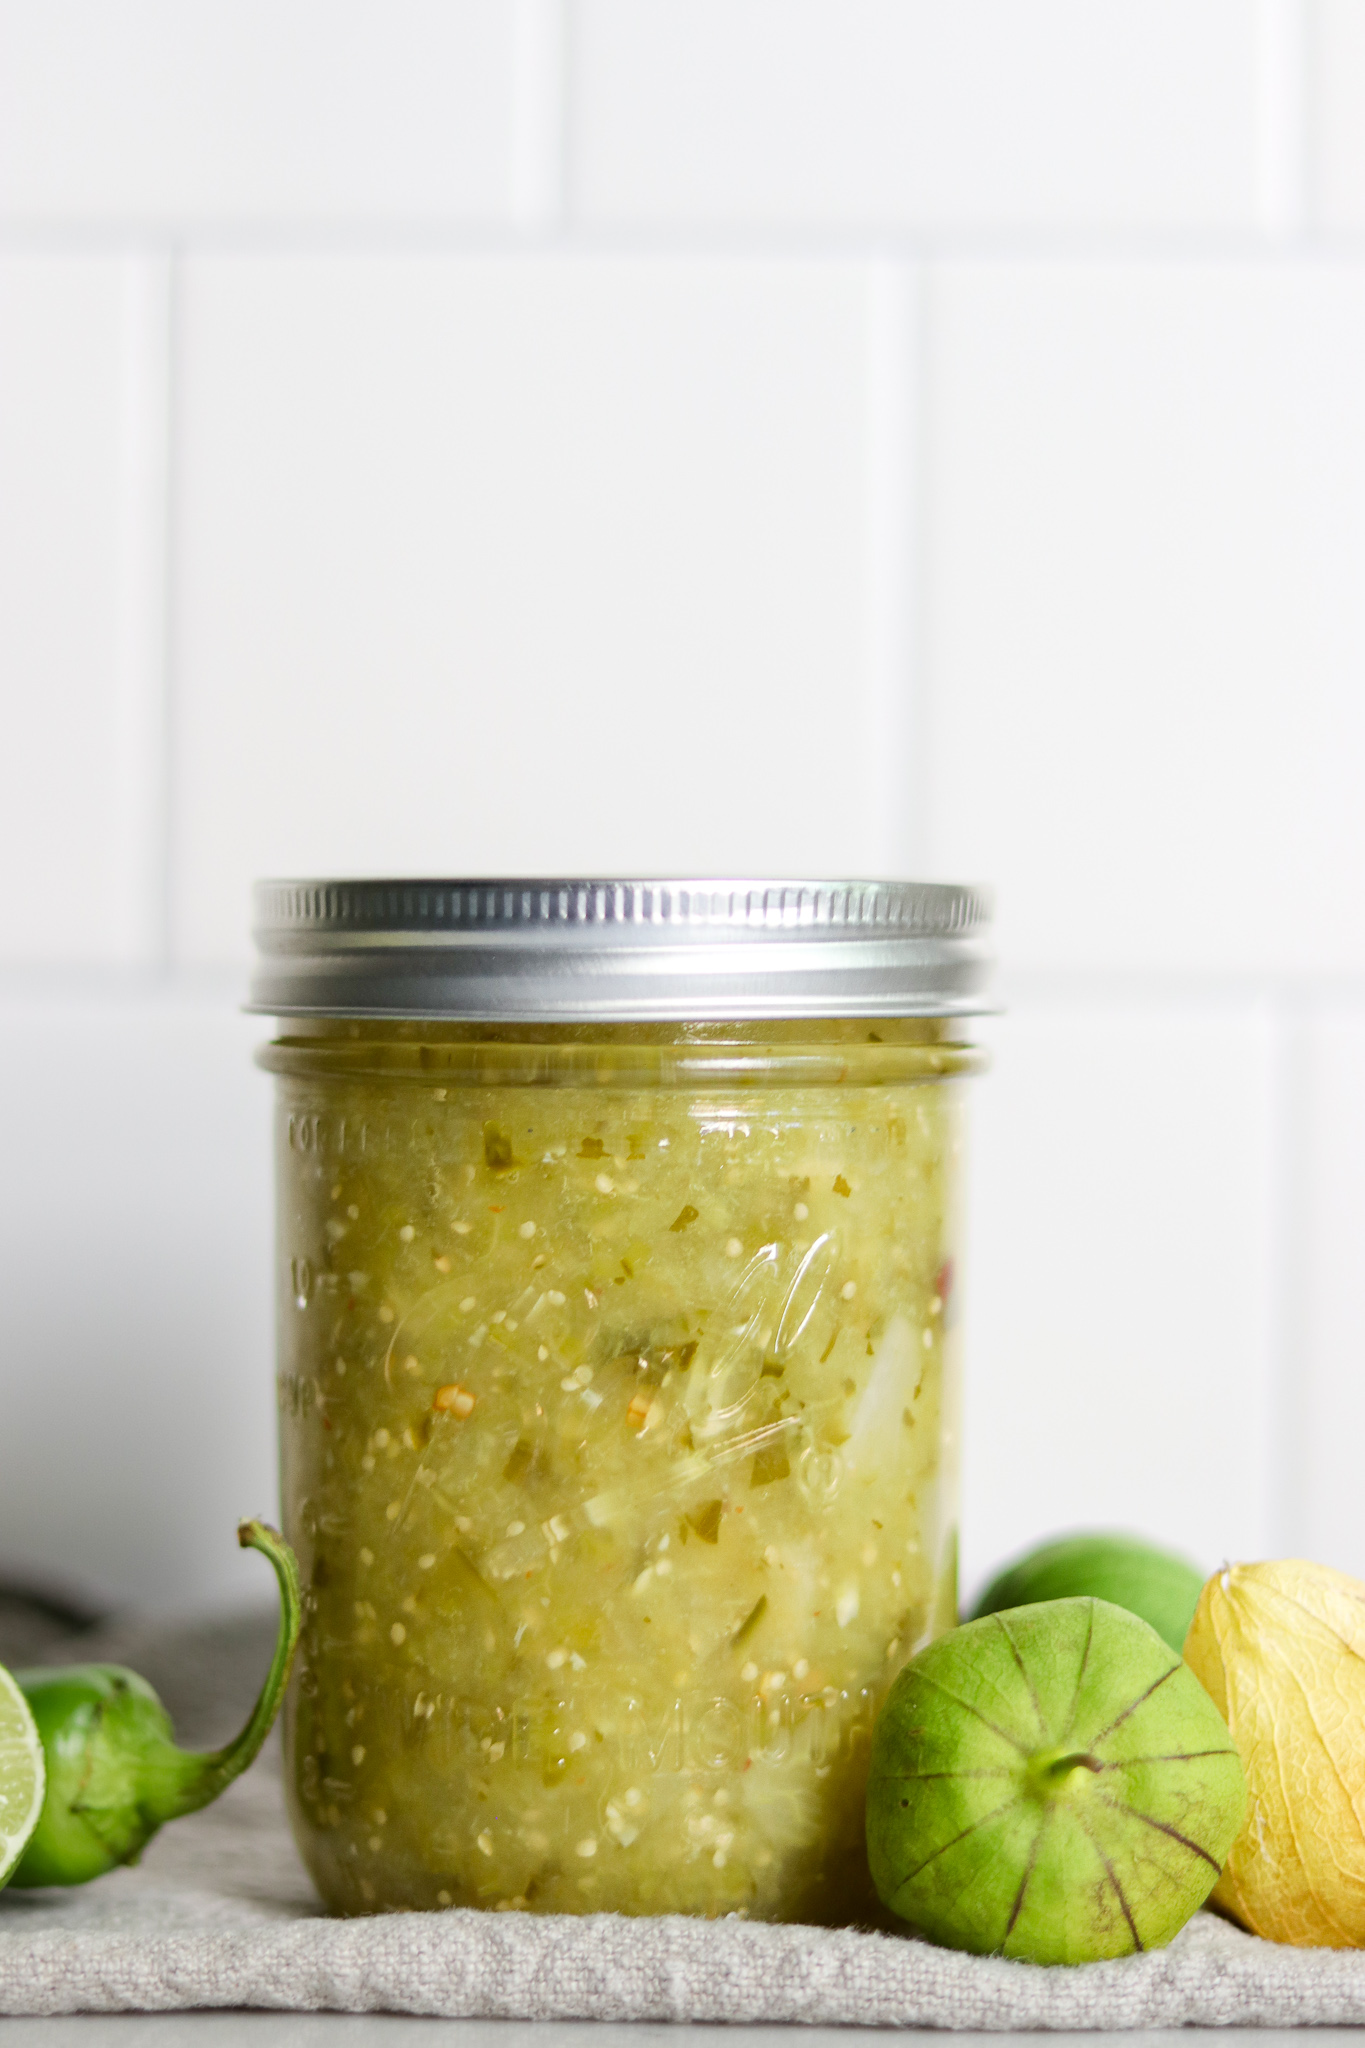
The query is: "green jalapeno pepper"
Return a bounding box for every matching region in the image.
[8,1520,300,1888]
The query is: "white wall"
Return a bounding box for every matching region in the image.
[4,0,1363,1613]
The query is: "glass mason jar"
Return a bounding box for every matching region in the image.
[251,879,991,1922]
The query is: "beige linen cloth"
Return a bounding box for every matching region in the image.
[2,1607,1364,2026]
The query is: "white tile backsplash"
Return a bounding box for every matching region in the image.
[1296,1003,1365,1580]
[572,0,1261,232]
[0,3,1358,1611]
[1,256,136,962]
[172,253,876,963]
[0,0,520,225]
[0,987,275,1612]
[926,259,1365,976]
[960,998,1277,1600]
[1315,0,1365,229]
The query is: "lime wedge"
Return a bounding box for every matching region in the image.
[0,1664,44,1886]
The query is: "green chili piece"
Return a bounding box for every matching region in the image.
[8,1519,300,1888]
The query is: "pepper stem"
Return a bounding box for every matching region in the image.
[151,1519,302,1824]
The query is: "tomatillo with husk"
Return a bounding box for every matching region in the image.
[9,1520,300,1887]
[866,1597,1245,1964]
[1184,1558,1365,1947]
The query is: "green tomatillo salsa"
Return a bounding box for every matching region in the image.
[263,1020,974,1920]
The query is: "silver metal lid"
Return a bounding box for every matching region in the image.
[248,878,992,1021]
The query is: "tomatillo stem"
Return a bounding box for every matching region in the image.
[8,1519,301,1888]
[1026,1746,1103,1803]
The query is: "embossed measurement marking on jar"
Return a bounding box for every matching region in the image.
[288,1112,388,1158]
[384,1683,881,1776]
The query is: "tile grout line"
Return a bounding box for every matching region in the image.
[511,0,568,236]
[995,966,1365,1008]
[862,256,923,876]
[909,259,935,881]
[1256,0,1312,242]
[5,223,1364,264]
[1264,989,1314,1555]
[161,244,185,972]
[110,248,173,968]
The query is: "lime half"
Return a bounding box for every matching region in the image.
[0,1664,44,1886]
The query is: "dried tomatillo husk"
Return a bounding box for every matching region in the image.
[866,1597,1245,1964]
[1184,1559,1365,1947]
[9,1520,300,1888]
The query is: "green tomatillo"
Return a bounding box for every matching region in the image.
[866,1597,1245,1964]
[9,1520,300,1888]
[971,1532,1205,1656]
